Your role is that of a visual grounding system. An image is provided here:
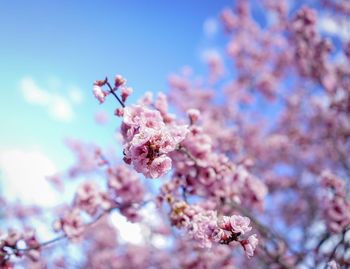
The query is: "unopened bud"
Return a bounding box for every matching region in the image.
[94,77,108,87]
[114,74,126,88]
[121,87,133,102]
[187,108,200,124]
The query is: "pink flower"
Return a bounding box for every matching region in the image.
[108,164,145,204]
[155,93,168,114]
[94,78,107,86]
[218,216,232,231]
[54,209,84,239]
[187,108,200,124]
[74,181,103,215]
[198,167,216,185]
[241,234,258,258]
[170,125,190,144]
[4,230,21,247]
[327,260,339,269]
[229,215,252,235]
[121,105,188,179]
[93,85,107,104]
[121,87,133,102]
[115,107,124,117]
[123,105,163,128]
[220,8,236,32]
[149,155,172,179]
[23,229,40,250]
[114,74,126,88]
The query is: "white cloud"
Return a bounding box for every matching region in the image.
[50,95,74,122]
[318,15,350,41]
[20,77,82,122]
[0,149,59,206]
[110,212,144,245]
[203,17,218,38]
[68,86,83,104]
[109,203,170,248]
[20,77,50,105]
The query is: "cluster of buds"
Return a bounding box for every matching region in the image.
[186,108,200,125]
[218,215,258,258]
[0,229,40,267]
[53,209,85,239]
[73,181,111,216]
[321,170,350,233]
[93,74,131,105]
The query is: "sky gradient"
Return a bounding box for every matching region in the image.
[0,0,233,202]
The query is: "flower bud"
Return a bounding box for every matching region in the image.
[114,74,126,88]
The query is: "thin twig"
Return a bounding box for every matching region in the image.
[106,81,125,108]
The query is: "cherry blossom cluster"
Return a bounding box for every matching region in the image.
[170,123,267,210]
[291,7,336,91]
[64,138,108,177]
[74,181,111,216]
[116,97,189,179]
[327,260,340,269]
[321,170,350,233]
[93,75,130,104]
[53,162,147,239]
[0,229,40,267]
[107,165,145,221]
[53,208,85,239]
[219,0,289,101]
[168,200,258,258]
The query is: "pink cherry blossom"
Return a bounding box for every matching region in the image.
[54,209,84,238]
[121,87,133,102]
[74,181,106,215]
[327,260,339,269]
[149,155,172,179]
[186,108,200,124]
[93,85,107,104]
[120,104,188,178]
[241,234,258,258]
[114,74,126,88]
[229,215,252,235]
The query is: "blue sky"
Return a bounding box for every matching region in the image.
[0,0,232,202]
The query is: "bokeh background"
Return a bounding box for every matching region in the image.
[0,0,349,247]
